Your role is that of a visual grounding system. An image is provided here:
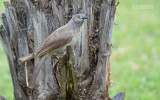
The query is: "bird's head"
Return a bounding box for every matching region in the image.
[72,14,89,27]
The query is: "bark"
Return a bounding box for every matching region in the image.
[0,0,121,100]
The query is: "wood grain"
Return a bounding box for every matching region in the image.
[0,0,118,100]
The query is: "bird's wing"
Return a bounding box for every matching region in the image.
[36,26,73,57]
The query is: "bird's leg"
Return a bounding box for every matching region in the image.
[44,54,49,61]
[25,62,29,87]
[52,55,59,60]
[52,57,59,69]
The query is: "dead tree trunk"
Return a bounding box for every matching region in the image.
[0,0,122,100]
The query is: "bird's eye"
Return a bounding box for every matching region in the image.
[77,16,80,18]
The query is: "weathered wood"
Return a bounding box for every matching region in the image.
[18,53,34,63]
[0,0,119,100]
[80,0,90,72]
[0,27,28,100]
[59,46,78,100]
[1,13,10,36]
[29,4,59,99]
[25,62,29,87]
[88,1,116,99]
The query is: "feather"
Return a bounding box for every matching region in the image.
[36,24,73,57]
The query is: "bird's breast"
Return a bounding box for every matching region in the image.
[70,31,81,45]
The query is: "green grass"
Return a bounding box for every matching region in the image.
[0,0,160,100]
[0,0,14,100]
[110,0,160,100]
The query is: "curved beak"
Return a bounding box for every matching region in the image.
[82,16,89,19]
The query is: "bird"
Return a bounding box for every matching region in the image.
[29,14,89,88]
[36,14,89,58]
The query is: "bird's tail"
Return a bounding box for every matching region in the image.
[28,56,46,89]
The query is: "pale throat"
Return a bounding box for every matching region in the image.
[70,19,84,29]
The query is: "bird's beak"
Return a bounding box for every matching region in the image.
[82,16,89,19]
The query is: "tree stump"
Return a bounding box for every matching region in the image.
[0,0,120,100]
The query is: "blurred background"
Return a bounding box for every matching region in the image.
[0,0,160,100]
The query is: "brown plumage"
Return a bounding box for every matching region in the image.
[29,14,88,88]
[36,24,73,58]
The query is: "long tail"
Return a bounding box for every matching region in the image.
[29,56,46,89]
